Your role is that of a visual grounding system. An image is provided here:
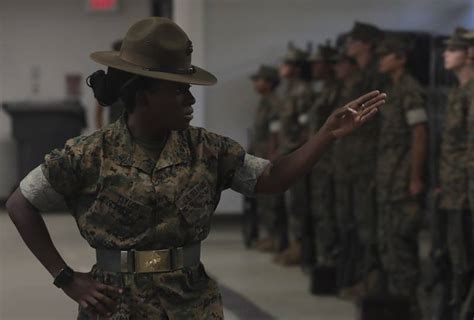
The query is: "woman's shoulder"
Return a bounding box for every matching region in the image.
[62,128,106,158]
[185,126,243,154]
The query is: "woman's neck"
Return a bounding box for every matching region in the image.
[127,112,169,142]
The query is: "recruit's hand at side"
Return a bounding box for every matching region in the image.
[321,90,386,139]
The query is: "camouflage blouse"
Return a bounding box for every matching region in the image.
[19,115,271,319]
[439,80,474,210]
[21,116,269,250]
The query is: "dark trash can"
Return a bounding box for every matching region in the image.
[3,99,86,182]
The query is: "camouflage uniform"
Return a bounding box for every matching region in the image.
[345,59,383,283]
[439,79,474,310]
[464,66,474,320]
[376,73,427,301]
[332,72,362,287]
[21,115,264,320]
[278,78,314,241]
[308,79,340,266]
[250,92,281,238]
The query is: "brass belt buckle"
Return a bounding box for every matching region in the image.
[135,250,171,273]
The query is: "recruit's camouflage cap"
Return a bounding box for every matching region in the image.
[376,34,413,56]
[348,21,383,42]
[309,41,338,63]
[250,65,279,82]
[283,46,309,64]
[444,27,471,48]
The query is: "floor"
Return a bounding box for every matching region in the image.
[0,212,434,320]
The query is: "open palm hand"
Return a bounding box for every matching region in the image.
[322,90,386,139]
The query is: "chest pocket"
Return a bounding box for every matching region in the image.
[89,188,153,238]
[175,180,213,227]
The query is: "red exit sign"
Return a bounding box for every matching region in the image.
[87,0,119,12]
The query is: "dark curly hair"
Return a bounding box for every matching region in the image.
[86,67,159,113]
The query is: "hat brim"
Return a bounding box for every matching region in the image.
[90,51,217,86]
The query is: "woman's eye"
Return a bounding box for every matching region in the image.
[176,86,191,95]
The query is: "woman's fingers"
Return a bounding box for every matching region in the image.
[97,283,123,295]
[360,93,386,109]
[350,90,380,110]
[93,290,117,314]
[86,295,109,316]
[359,108,379,123]
[358,99,385,118]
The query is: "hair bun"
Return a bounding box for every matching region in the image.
[86,69,119,106]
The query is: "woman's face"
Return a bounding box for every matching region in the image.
[141,80,196,131]
[443,47,468,71]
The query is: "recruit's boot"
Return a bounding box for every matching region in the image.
[274,241,302,266]
[255,236,278,252]
[339,281,366,301]
[339,270,381,301]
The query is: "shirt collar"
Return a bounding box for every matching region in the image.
[109,114,191,175]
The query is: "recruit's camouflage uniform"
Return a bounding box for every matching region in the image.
[462,79,474,320]
[345,60,383,283]
[332,73,362,288]
[308,79,339,267]
[278,78,314,241]
[439,79,474,312]
[23,115,257,320]
[376,73,427,313]
[250,93,281,238]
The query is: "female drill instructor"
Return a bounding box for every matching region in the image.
[6,17,386,319]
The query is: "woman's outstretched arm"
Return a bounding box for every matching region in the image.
[255,90,386,194]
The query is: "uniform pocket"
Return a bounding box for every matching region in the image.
[175,180,212,226]
[89,188,153,239]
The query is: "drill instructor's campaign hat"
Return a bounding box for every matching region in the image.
[90,17,217,86]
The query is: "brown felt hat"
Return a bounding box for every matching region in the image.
[90,17,217,86]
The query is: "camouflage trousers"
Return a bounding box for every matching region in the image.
[334,178,354,287]
[77,263,223,320]
[256,194,280,236]
[334,176,378,286]
[310,171,338,267]
[441,210,473,313]
[377,199,421,297]
[462,179,474,319]
[287,175,311,241]
[336,176,378,280]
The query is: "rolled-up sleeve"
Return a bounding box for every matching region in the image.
[230,153,271,197]
[19,165,68,212]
